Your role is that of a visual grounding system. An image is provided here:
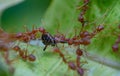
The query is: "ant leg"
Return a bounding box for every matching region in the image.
[24,49,28,60]
[41,19,46,27]
[23,25,29,33]
[11,40,20,50]
[76,55,81,67]
[0,27,4,33]
[31,50,35,54]
[55,44,58,48]
[32,25,35,31]
[3,50,10,64]
[2,49,15,74]
[56,20,61,34]
[24,44,29,60]
[53,47,67,63]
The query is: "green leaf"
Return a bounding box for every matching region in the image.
[1,0,51,32]
[1,0,120,76]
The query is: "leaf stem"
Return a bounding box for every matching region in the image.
[86,52,120,70]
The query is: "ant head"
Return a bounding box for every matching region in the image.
[38,27,46,33]
[78,15,84,23]
[96,25,104,32]
[13,46,20,51]
[15,33,23,38]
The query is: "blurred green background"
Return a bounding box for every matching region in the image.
[0,0,51,32]
[0,0,120,76]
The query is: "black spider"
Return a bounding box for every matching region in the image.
[41,33,57,51]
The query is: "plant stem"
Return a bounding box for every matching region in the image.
[86,52,120,70]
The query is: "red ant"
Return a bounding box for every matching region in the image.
[53,46,85,76]
[78,0,90,27]
[76,47,83,67]
[14,27,54,52]
[0,42,13,64]
[67,25,104,46]
[112,25,120,52]
[53,48,78,74]
[78,14,85,26]
[15,30,37,42]
[0,43,9,52]
[112,38,120,52]
[68,39,74,45]
[80,31,90,38]
[15,26,67,51]
[0,42,16,74]
[67,61,84,76]
[96,25,104,32]
[75,47,85,76]
[54,32,67,43]
[53,47,67,63]
[67,32,91,46]
[15,26,46,43]
[13,46,36,61]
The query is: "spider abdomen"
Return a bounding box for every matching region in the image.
[41,33,56,51]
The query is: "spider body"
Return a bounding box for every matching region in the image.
[41,33,56,51]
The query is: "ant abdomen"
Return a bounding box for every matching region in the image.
[112,44,119,52]
[68,62,76,70]
[28,54,36,61]
[77,67,84,76]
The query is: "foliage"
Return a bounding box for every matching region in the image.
[0,0,120,76]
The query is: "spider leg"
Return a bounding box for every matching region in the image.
[43,45,48,51]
